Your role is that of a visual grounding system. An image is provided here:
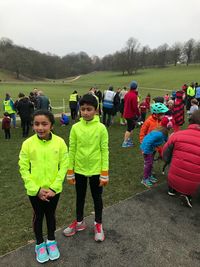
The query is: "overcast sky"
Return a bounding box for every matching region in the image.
[0,0,199,58]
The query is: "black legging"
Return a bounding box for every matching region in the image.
[21,119,30,137]
[29,194,60,244]
[75,173,103,223]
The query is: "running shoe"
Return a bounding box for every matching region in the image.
[35,242,49,263]
[63,220,86,237]
[94,222,105,242]
[46,241,60,261]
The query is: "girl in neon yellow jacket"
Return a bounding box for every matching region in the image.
[19,110,68,263]
[64,94,109,242]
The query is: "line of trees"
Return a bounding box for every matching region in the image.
[0,37,200,79]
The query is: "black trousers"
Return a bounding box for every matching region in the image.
[70,108,77,120]
[29,194,60,244]
[102,107,113,127]
[21,119,30,137]
[75,174,103,223]
[4,129,11,139]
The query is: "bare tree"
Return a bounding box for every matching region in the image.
[125,37,140,74]
[193,41,200,63]
[183,38,195,66]
[170,42,182,66]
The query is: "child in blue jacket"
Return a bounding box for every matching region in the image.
[140,116,173,188]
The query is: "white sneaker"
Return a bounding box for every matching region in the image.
[94,222,105,242]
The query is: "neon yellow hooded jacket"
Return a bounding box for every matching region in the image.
[68,116,109,176]
[19,133,69,196]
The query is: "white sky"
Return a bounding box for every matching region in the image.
[0,0,199,58]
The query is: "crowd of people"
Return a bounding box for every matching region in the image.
[2,89,50,138]
[1,81,200,264]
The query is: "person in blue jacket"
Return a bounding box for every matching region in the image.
[60,113,69,126]
[140,116,174,188]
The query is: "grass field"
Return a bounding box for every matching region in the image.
[1,64,200,114]
[0,115,165,256]
[0,65,196,255]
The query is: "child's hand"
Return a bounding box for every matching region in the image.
[67,178,76,185]
[46,189,56,199]
[99,171,109,186]
[99,179,109,187]
[38,188,49,201]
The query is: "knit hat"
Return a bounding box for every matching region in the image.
[161,116,175,129]
[130,81,138,90]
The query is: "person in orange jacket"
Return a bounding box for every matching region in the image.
[139,102,169,143]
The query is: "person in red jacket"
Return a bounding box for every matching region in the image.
[2,112,11,139]
[163,110,200,208]
[122,81,140,147]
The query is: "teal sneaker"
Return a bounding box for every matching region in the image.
[149,175,158,183]
[35,242,49,263]
[46,240,60,261]
[141,178,153,188]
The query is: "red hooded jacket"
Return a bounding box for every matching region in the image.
[123,90,140,119]
[163,124,200,195]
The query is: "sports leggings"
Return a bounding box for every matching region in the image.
[75,174,103,224]
[29,194,60,244]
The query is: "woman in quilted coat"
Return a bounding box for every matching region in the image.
[163,110,200,208]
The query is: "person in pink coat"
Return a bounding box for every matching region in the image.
[162,110,200,208]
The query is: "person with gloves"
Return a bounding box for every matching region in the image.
[63,93,109,242]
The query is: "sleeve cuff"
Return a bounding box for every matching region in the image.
[67,169,75,179]
[100,171,109,180]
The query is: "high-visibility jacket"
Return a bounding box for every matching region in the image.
[3,100,15,114]
[68,116,109,176]
[187,86,195,97]
[69,93,78,102]
[19,133,69,196]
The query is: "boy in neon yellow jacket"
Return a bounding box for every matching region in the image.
[19,110,68,264]
[63,93,109,242]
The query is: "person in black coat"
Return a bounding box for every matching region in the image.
[16,96,34,137]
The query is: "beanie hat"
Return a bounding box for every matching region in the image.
[161,116,175,129]
[130,81,138,90]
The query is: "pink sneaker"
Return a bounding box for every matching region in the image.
[94,222,105,242]
[63,220,86,237]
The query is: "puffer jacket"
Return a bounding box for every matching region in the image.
[139,115,161,143]
[162,124,200,195]
[140,130,167,154]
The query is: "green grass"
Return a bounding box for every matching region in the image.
[1,64,200,114]
[0,115,165,256]
[0,65,195,255]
